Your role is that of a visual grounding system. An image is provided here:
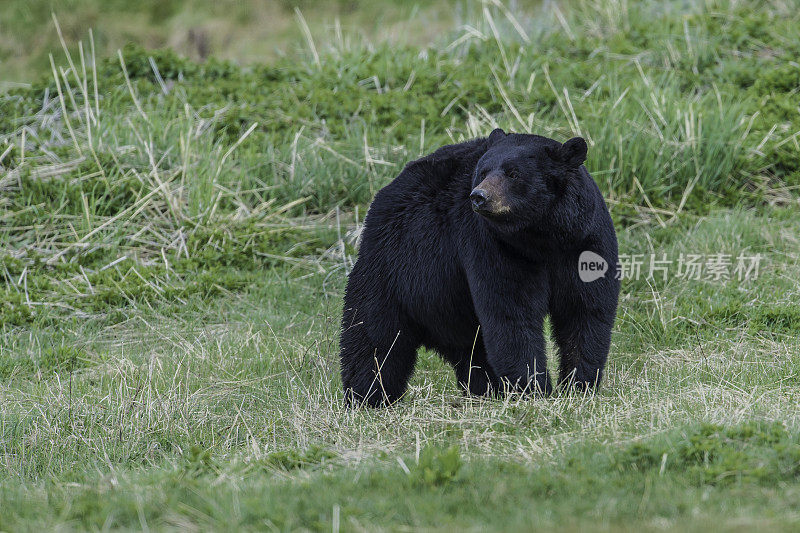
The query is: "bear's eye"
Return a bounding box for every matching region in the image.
[507,168,521,180]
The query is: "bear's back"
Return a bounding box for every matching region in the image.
[375,137,488,208]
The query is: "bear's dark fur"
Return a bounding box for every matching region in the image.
[340,129,619,407]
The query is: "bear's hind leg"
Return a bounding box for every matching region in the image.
[340,317,420,407]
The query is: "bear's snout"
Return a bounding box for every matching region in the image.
[471,171,509,216]
[470,189,489,212]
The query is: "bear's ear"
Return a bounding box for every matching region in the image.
[559,137,588,167]
[488,128,507,145]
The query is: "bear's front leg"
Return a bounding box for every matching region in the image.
[481,317,551,395]
[550,309,614,392]
[467,270,552,396]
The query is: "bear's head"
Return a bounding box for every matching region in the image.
[470,128,588,231]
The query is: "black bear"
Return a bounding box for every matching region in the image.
[340,129,619,407]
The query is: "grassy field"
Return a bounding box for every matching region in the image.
[0,0,491,85]
[2,0,800,530]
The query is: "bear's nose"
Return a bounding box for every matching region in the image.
[470,189,488,211]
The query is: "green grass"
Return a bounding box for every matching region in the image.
[2,0,800,530]
[6,423,800,531]
[0,0,469,84]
